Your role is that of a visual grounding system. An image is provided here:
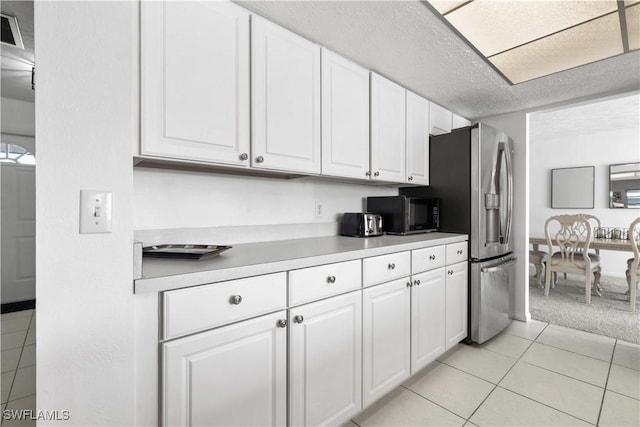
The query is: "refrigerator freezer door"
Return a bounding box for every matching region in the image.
[470,255,516,344]
[471,124,514,260]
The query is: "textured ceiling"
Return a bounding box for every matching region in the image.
[2,1,639,118]
[530,93,640,142]
[0,0,34,102]
[237,0,640,120]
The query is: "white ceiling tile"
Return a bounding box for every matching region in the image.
[491,12,623,84]
[627,4,640,51]
[445,0,618,57]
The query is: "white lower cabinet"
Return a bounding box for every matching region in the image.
[410,268,446,374]
[158,240,469,426]
[289,291,362,426]
[445,261,468,350]
[162,310,287,427]
[362,278,411,407]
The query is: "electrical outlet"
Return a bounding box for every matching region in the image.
[315,201,324,218]
[80,190,113,234]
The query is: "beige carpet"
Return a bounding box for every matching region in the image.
[529,273,640,344]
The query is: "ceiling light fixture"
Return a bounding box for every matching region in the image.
[426,0,640,84]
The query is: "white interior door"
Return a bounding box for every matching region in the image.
[1,163,36,304]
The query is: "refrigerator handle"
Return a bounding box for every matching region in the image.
[499,142,513,246]
[481,257,517,273]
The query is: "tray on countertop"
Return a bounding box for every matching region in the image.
[142,244,232,260]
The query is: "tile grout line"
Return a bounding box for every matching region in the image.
[4,311,34,406]
[516,359,609,389]
[399,383,471,423]
[488,322,601,426]
[461,326,544,424]
[532,339,617,365]
[596,339,617,426]
[491,384,596,425]
[437,322,551,389]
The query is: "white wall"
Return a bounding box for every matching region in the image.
[35,2,136,425]
[481,112,530,321]
[133,167,396,238]
[530,112,640,277]
[1,98,35,139]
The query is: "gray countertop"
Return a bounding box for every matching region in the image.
[134,232,468,294]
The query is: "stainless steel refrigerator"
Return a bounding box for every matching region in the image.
[401,123,516,344]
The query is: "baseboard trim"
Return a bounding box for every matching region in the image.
[1,299,36,314]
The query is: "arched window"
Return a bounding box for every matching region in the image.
[0,143,35,165]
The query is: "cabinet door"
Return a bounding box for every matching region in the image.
[252,16,321,174]
[370,73,406,183]
[411,268,446,374]
[162,311,287,427]
[445,261,468,350]
[289,291,362,426]
[429,102,452,135]
[452,113,471,129]
[321,49,370,179]
[406,91,430,185]
[362,278,411,407]
[141,1,250,166]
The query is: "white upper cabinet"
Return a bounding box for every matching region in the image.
[141,1,251,166]
[429,102,452,135]
[452,113,472,129]
[321,49,370,179]
[370,73,406,183]
[252,16,321,174]
[406,91,430,185]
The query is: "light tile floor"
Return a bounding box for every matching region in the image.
[1,309,36,427]
[351,320,640,427]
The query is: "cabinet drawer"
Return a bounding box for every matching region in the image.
[162,272,286,340]
[446,242,468,265]
[363,251,410,287]
[289,260,361,306]
[412,245,446,273]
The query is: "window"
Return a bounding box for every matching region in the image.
[0,143,35,165]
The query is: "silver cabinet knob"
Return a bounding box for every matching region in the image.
[239,153,248,161]
[388,263,396,270]
[277,319,287,328]
[327,275,336,284]
[406,281,412,288]
[408,176,413,181]
[429,255,436,260]
[294,315,304,324]
[365,171,371,177]
[374,171,380,177]
[229,295,242,305]
[457,249,463,255]
[414,279,421,286]
[448,270,454,275]
[256,155,264,163]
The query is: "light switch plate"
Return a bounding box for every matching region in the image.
[80,190,112,234]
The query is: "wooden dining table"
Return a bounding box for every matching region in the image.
[529,235,635,253]
[529,235,635,295]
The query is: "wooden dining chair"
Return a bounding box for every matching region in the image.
[544,214,602,304]
[625,216,640,312]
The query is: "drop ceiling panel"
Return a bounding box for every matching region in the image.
[490,13,623,84]
[446,0,617,57]
[428,0,469,15]
[627,4,640,51]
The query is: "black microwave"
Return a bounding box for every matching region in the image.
[366,196,439,235]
